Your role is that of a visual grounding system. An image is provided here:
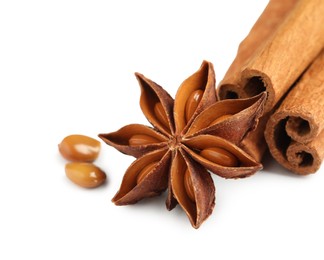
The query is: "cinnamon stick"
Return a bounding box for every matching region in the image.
[218,0,298,100]
[217,0,299,161]
[218,0,324,113]
[265,50,324,174]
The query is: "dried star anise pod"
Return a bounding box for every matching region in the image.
[99,61,266,228]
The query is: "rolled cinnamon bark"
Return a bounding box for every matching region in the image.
[265,50,324,174]
[218,0,298,99]
[218,0,324,112]
[217,0,299,161]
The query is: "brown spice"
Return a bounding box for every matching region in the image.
[216,0,324,163]
[217,0,300,162]
[58,134,106,189]
[58,134,101,162]
[218,0,324,112]
[65,162,106,188]
[99,61,266,228]
[218,0,299,102]
[265,50,324,174]
[200,147,239,168]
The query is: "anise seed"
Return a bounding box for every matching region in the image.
[137,162,158,184]
[65,162,106,188]
[59,134,101,162]
[200,147,239,167]
[154,102,169,128]
[209,114,232,125]
[129,134,160,146]
[184,169,195,202]
[185,89,203,123]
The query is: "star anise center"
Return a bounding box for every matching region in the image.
[168,134,182,150]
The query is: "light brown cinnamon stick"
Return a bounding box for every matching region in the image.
[265,50,324,174]
[219,0,299,100]
[217,0,299,161]
[218,0,324,113]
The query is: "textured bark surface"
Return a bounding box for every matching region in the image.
[265,51,324,174]
[217,0,299,162]
[218,0,324,112]
[218,0,298,99]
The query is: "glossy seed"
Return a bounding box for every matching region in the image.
[209,114,232,125]
[154,102,169,129]
[58,134,101,162]
[129,134,160,146]
[65,162,106,188]
[137,162,158,184]
[200,147,239,167]
[184,169,195,202]
[185,89,203,123]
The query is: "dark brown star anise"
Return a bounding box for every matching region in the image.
[99,61,266,228]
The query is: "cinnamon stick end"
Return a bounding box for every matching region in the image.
[265,112,322,175]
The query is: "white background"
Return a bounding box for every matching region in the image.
[1,0,323,259]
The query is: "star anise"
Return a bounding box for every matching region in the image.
[99,61,266,228]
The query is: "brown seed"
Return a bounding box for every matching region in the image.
[65,162,106,188]
[137,162,158,184]
[129,134,160,146]
[154,102,169,128]
[210,114,232,125]
[185,89,203,123]
[58,134,101,162]
[200,147,239,167]
[184,169,195,202]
